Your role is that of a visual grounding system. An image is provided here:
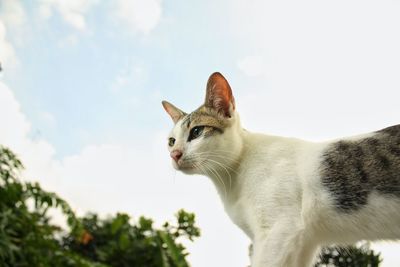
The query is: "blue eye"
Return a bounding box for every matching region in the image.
[188,126,205,141]
[168,137,175,147]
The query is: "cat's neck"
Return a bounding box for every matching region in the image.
[205,153,242,201]
[204,128,305,203]
[203,128,261,202]
[203,116,246,200]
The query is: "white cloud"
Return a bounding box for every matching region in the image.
[38,0,98,31]
[0,21,17,69]
[114,0,162,34]
[0,0,162,36]
[0,82,31,149]
[0,81,59,189]
[0,86,61,229]
[0,0,26,28]
[38,4,53,20]
[0,0,30,47]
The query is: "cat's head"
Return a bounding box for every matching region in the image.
[162,72,242,175]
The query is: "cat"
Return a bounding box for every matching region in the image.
[162,72,400,267]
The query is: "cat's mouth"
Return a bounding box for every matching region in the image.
[173,159,198,173]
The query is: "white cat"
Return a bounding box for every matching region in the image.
[162,72,400,267]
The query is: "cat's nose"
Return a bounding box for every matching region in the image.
[170,150,183,162]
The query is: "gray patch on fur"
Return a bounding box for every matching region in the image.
[180,105,228,131]
[181,114,191,128]
[321,125,400,212]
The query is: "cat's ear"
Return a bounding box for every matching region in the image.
[205,72,235,118]
[162,101,186,124]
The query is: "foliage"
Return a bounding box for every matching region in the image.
[63,210,200,267]
[0,146,200,267]
[315,243,382,267]
[0,146,85,266]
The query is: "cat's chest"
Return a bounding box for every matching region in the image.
[223,178,278,239]
[222,158,304,239]
[225,197,257,239]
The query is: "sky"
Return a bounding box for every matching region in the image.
[1,0,400,266]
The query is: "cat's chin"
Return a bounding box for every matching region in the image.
[172,162,199,175]
[179,167,198,175]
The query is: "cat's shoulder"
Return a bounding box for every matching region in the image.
[377,124,400,136]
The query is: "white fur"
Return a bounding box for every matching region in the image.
[167,110,400,267]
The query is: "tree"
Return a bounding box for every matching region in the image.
[315,244,382,266]
[0,146,200,267]
[63,210,200,267]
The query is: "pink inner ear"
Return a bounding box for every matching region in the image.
[162,101,185,123]
[205,72,235,117]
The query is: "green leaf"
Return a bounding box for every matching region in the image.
[158,231,189,267]
[118,233,130,250]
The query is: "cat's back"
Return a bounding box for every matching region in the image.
[241,131,312,161]
[320,124,400,212]
[239,130,321,182]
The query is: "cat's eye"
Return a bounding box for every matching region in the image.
[188,126,205,141]
[168,137,176,147]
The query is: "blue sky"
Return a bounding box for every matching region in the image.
[2,0,243,157]
[1,0,400,266]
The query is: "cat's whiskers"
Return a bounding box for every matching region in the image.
[208,158,233,192]
[198,162,228,200]
[188,154,232,199]
[198,156,234,192]
[193,153,239,179]
[199,160,228,199]
[191,151,241,168]
[192,161,206,176]
[196,153,240,165]
[184,151,239,194]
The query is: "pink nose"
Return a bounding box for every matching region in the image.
[170,150,183,162]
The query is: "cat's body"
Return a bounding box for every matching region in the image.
[162,72,400,267]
